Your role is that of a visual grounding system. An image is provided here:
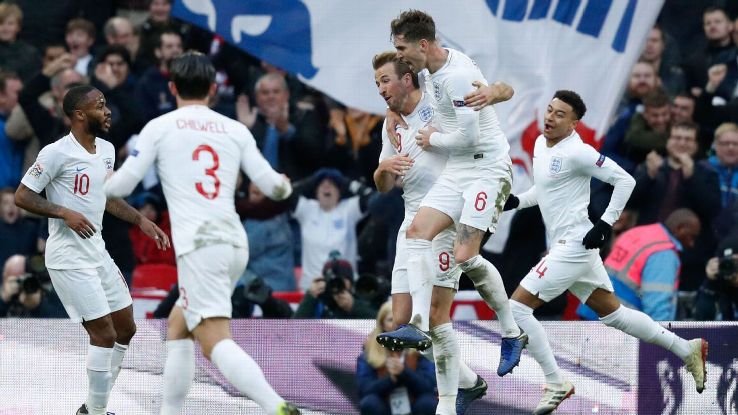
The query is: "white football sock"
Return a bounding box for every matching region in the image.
[161,339,195,415]
[431,323,459,415]
[109,342,128,392]
[211,339,284,415]
[407,238,433,331]
[421,345,477,389]
[600,305,691,360]
[86,345,113,415]
[460,255,520,338]
[511,300,564,385]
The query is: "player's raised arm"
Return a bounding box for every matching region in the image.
[104,124,157,198]
[464,81,515,111]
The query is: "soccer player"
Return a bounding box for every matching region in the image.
[372,51,487,414]
[15,85,170,415]
[103,52,299,415]
[378,10,527,414]
[501,90,707,414]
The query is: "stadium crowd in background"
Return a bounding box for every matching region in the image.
[1,0,738,323]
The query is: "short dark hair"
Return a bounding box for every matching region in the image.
[0,71,19,94]
[98,44,132,67]
[66,17,96,39]
[62,85,98,117]
[553,90,586,120]
[391,10,436,42]
[671,120,699,134]
[642,88,670,109]
[372,51,419,89]
[703,6,728,19]
[169,51,215,100]
[156,30,181,49]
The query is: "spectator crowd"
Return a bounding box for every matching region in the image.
[1,0,737,322]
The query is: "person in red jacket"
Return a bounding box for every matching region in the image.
[129,192,175,265]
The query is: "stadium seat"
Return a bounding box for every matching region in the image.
[131,263,178,291]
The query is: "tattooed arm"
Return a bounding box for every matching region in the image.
[15,184,96,238]
[106,197,171,250]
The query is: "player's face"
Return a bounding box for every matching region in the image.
[543,98,577,140]
[375,62,409,113]
[393,35,425,72]
[82,91,112,136]
[316,179,340,210]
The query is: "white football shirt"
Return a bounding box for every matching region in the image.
[22,134,115,269]
[422,48,510,165]
[517,131,635,259]
[104,105,291,256]
[378,92,447,221]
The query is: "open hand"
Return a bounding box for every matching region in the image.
[138,218,170,250]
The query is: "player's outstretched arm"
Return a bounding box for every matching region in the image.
[464,81,514,111]
[105,198,170,250]
[15,184,96,239]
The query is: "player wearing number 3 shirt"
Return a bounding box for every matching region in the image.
[104,52,300,415]
[504,90,708,414]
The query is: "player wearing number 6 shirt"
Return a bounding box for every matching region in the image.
[103,52,300,415]
[372,52,487,414]
[380,11,525,415]
[502,90,708,414]
[15,85,170,415]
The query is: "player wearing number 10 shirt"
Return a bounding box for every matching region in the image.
[104,52,300,415]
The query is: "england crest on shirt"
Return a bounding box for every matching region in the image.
[549,156,562,174]
[418,105,433,123]
[103,158,113,171]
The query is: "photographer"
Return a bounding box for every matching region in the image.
[0,254,66,318]
[695,235,738,320]
[294,253,377,319]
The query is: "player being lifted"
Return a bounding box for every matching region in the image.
[15,85,170,415]
[103,52,300,415]
[498,90,708,414]
[372,51,489,414]
[377,10,527,415]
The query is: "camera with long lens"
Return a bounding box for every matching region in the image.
[319,250,352,310]
[17,273,42,294]
[717,251,738,282]
[14,254,49,296]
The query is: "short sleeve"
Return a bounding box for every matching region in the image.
[21,145,61,193]
[379,122,396,163]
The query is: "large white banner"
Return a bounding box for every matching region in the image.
[173,0,663,164]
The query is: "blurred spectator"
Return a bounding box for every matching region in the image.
[0,187,40,266]
[694,62,738,135]
[137,0,211,67]
[0,254,66,318]
[91,45,144,150]
[233,275,294,318]
[684,6,738,99]
[672,93,696,125]
[0,71,23,189]
[134,30,182,122]
[65,18,96,76]
[628,121,722,290]
[356,301,436,415]
[695,232,738,320]
[624,89,672,164]
[709,122,738,239]
[8,64,82,168]
[291,168,372,291]
[325,106,383,183]
[294,255,377,318]
[238,72,327,181]
[640,24,686,96]
[0,3,40,82]
[579,209,701,321]
[602,61,661,169]
[129,192,175,266]
[102,16,146,75]
[238,182,296,292]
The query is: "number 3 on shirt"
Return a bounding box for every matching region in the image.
[192,144,220,199]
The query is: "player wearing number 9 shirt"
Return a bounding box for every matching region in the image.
[103,52,300,415]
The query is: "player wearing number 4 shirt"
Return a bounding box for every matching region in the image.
[103,52,300,415]
[15,85,170,415]
[371,51,487,414]
[502,90,708,414]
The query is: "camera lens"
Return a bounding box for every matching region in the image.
[21,275,41,294]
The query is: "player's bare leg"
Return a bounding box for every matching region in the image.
[454,223,526,376]
[108,305,136,392]
[79,315,117,415]
[586,289,707,393]
[510,287,573,414]
[377,207,451,350]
